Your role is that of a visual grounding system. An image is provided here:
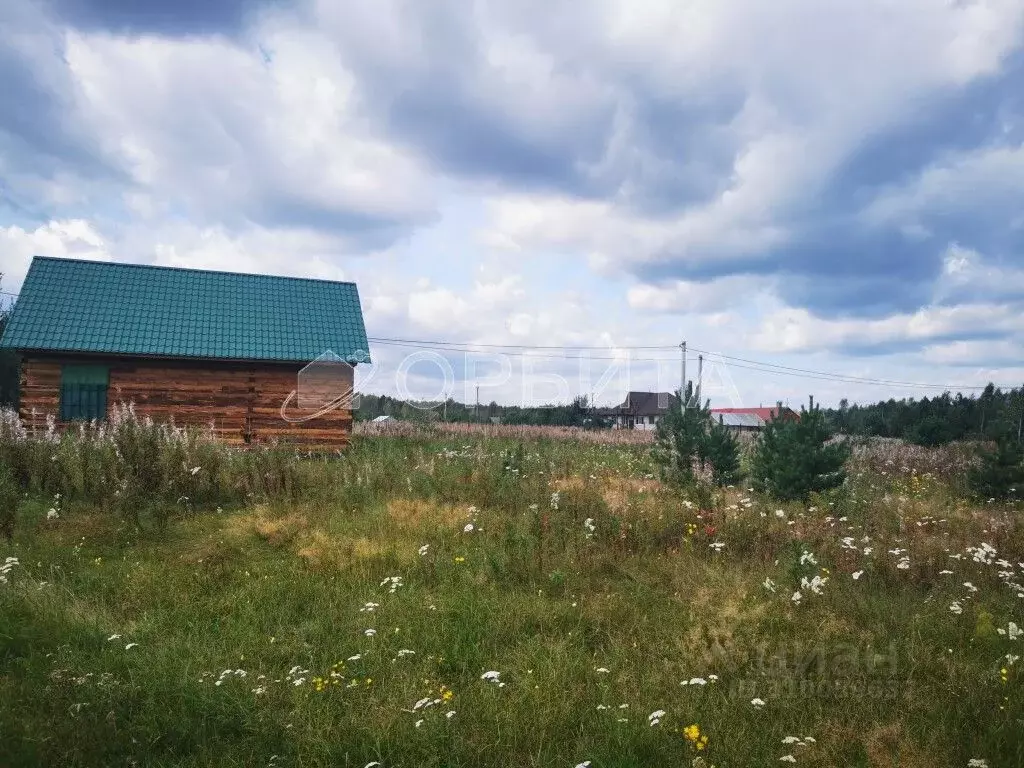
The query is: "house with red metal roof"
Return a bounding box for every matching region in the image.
[710,405,799,432]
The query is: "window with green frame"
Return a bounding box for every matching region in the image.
[60,365,109,421]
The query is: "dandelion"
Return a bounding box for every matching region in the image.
[454,556,465,564]
[682,723,709,751]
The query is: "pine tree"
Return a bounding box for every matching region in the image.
[702,420,742,486]
[751,406,849,501]
[653,384,709,486]
[968,436,1024,502]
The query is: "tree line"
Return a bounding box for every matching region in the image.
[822,384,1024,446]
[354,393,606,428]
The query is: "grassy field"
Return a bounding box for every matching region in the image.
[1,423,1023,767]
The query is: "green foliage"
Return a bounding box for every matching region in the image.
[825,382,1024,445]
[0,461,17,538]
[654,385,744,488]
[0,405,302,526]
[0,278,19,410]
[967,435,1024,502]
[652,384,709,486]
[750,406,850,501]
[701,421,742,487]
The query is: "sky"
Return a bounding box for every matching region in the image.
[1,0,1023,409]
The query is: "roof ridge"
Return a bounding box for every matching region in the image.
[30,255,359,287]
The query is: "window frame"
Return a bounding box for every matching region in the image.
[59,364,110,422]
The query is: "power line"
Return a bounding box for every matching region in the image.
[367,335,676,350]
[367,336,1004,391]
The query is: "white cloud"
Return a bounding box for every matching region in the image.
[749,302,1021,354]
[0,220,110,291]
[863,142,1024,227]
[62,21,437,235]
[627,275,766,314]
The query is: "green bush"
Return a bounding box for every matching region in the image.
[967,436,1024,501]
[750,406,849,501]
[701,421,742,486]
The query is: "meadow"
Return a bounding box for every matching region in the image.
[1,410,1022,767]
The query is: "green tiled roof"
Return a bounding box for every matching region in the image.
[0,257,371,363]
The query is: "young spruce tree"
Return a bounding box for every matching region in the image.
[702,419,743,487]
[653,384,708,486]
[750,404,849,501]
[968,435,1024,502]
[654,385,743,487]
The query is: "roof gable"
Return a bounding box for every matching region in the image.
[0,257,370,363]
[621,391,679,415]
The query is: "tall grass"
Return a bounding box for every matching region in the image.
[1,414,1022,766]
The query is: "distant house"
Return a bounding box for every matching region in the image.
[0,256,370,448]
[599,391,679,430]
[710,406,799,433]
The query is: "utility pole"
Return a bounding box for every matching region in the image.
[695,354,703,406]
[443,392,448,422]
[475,384,480,423]
[680,341,687,410]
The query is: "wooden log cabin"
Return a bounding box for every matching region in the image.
[0,256,371,449]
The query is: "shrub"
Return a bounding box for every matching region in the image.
[750,406,850,501]
[701,421,742,486]
[967,436,1024,502]
[0,461,17,538]
[652,385,709,486]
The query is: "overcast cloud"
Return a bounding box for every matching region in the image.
[1,0,1023,407]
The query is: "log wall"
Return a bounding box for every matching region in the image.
[19,354,354,449]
